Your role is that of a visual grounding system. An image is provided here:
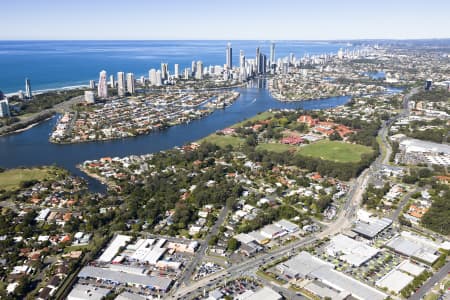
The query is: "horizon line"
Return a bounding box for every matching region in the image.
[1,37,450,42]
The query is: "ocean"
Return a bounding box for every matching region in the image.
[0,40,348,93]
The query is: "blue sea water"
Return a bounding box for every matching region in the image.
[0,40,348,93]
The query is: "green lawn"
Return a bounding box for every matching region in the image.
[0,167,61,191]
[201,134,245,148]
[297,140,373,163]
[256,143,296,153]
[231,111,274,128]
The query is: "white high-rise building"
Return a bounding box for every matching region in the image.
[270,42,276,65]
[0,94,10,117]
[126,73,135,94]
[184,68,190,80]
[149,69,157,85]
[84,91,95,104]
[239,50,247,81]
[174,64,180,78]
[155,70,162,86]
[117,72,126,97]
[25,78,32,99]
[109,75,115,88]
[97,70,108,99]
[89,80,96,89]
[226,42,232,69]
[338,48,344,59]
[195,61,203,80]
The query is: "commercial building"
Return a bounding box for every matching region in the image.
[97,70,108,99]
[399,138,450,166]
[67,284,110,300]
[385,231,441,265]
[376,269,413,294]
[116,291,146,300]
[325,234,379,267]
[98,234,131,263]
[352,212,392,239]
[275,219,299,233]
[127,238,167,264]
[278,251,386,300]
[78,266,172,292]
[242,287,282,300]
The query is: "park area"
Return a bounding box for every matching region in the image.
[0,167,61,191]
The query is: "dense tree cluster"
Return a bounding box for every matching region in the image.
[410,88,450,103]
[421,185,450,235]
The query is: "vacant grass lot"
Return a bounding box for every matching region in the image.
[231,111,274,128]
[0,167,60,191]
[297,140,373,163]
[256,143,296,153]
[201,134,245,148]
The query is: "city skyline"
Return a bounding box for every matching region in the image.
[1,0,449,40]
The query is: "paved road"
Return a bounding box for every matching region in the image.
[409,261,450,300]
[390,188,423,222]
[172,236,317,299]
[172,205,229,295]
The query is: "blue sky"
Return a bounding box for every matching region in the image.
[1,0,449,40]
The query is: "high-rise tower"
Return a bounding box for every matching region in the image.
[226,42,233,69]
[126,73,135,94]
[117,72,126,97]
[97,70,108,99]
[25,78,32,99]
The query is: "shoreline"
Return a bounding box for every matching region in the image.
[9,116,54,134]
[5,84,88,97]
[0,111,55,137]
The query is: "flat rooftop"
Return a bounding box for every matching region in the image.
[326,234,379,266]
[279,251,386,300]
[78,266,172,291]
[98,234,131,263]
[352,217,392,239]
[376,269,413,294]
[400,138,450,155]
[67,284,110,300]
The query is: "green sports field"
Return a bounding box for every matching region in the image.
[297,140,373,163]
